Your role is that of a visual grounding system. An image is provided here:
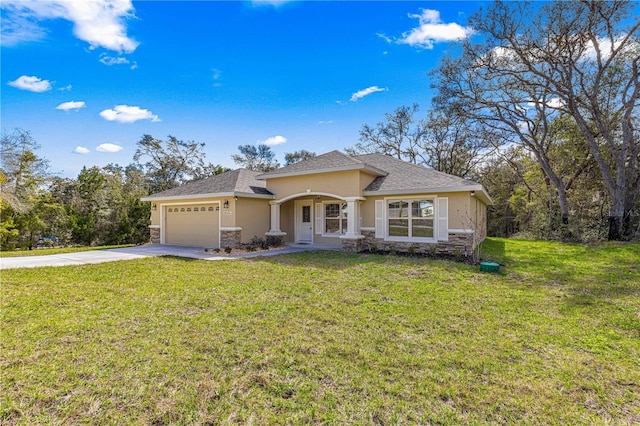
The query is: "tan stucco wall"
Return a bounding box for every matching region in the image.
[448,193,471,230]
[280,200,294,242]
[266,170,366,200]
[359,171,379,191]
[235,197,270,243]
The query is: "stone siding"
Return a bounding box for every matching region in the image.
[150,227,160,244]
[356,230,477,257]
[221,230,242,249]
[341,237,366,253]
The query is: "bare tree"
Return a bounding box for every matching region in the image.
[435,0,639,240]
[346,104,427,164]
[422,111,498,179]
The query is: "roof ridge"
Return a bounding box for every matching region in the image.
[354,152,479,184]
[328,149,365,164]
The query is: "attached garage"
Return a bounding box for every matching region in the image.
[164,204,219,248]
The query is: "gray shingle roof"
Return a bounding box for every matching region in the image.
[143,152,489,203]
[144,169,273,199]
[353,153,481,193]
[257,150,387,179]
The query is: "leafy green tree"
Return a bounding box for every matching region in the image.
[69,166,105,245]
[284,150,316,166]
[134,134,210,193]
[0,129,53,249]
[232,144,279,171]
[191,163,229,181]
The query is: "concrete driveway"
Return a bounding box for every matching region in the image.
[0,243,338,269]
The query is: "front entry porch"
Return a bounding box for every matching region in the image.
[265,192,366,252]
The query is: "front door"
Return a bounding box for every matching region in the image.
[295,200,313,243]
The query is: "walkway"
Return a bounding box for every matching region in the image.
[0,243,339,269]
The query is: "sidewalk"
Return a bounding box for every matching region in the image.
[0,243,339,269]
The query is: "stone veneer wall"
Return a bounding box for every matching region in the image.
[150,227,160,244]
[357,230,476,257]
[221,230,242,249]
[340,237,366,253]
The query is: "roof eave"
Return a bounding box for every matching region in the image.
[257,164,387,180]
[363,185,493,205]
[141,191,274,202]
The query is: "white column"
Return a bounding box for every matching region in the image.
[342,198,361,238]
[266,201,286,236]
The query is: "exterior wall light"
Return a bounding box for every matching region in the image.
[223,199,229,209]
[152,203,157,211]
[470,191,475,197]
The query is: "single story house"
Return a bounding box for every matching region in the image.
[141,150,492,255]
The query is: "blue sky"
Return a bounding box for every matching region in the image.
[2,0,483,178]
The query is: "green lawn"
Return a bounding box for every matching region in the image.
[2,238,639,424]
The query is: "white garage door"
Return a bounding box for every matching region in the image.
[164,204,219,248]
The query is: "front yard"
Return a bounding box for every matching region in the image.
[1,239,639,424]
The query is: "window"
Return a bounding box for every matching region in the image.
[324,202,347,234]
[388,199,434,239]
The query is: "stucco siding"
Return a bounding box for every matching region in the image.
[266,170,363,200]
[235,198,270,243]
[280,200,295,242]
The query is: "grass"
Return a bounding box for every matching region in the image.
[1,238,639,424]
[0,244,135,257]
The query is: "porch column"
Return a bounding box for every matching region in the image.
[340,198,365,252]
[343,199,360,237]
[266,201,286,236]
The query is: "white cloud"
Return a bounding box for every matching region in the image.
[212,68,222,87]
[527,97,564,110]
[398,9,474,49]
[1,0,138,53]
[8,75,52,92]
[73,146,90,154]
[583,35,638,61]
[0,10,46,46]
[350,86,387,102]
[96,143,123,153]
[56,101,86,111]
[59,84,72,91]
[99,54,130,66]
[318,120,334,125]
[376,33,393,43]
[251,0,295,7]
[259,135,287,146]
[99,105,160,123]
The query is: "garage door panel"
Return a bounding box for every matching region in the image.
[165,204,219,248]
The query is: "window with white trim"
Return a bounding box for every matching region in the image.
[387,199,434,239]
[324,202,347,234]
